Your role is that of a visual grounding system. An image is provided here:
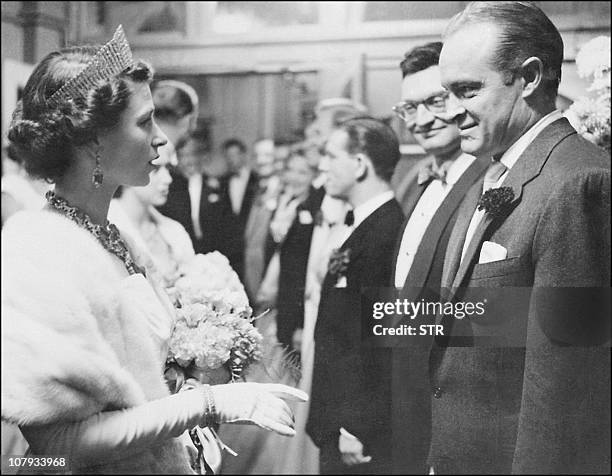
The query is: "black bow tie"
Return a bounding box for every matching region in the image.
[344,210,355,226]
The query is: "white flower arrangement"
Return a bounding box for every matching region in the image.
[575,36,611,91]
[565,36,611,153]
[166,251,263,383]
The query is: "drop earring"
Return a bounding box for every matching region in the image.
[92,151,104,188]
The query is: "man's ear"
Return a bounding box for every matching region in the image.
[355,154,369,182]
[519,57,544,99]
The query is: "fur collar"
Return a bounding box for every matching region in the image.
[1,210,175,426]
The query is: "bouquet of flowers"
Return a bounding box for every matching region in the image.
[565,36,611,153]
[165,252,263,388]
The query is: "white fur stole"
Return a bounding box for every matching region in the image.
[1,210,174,426]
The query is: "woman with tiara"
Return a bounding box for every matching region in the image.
[1,25,306,474]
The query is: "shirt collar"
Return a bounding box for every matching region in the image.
[499,110,563,171]
[352,190,395,228]
[444,153,476,185]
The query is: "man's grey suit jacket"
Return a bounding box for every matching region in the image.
[428,118,611,474]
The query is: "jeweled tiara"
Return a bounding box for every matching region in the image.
[46,25,134,108]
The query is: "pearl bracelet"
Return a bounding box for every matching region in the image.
[202,384,217,427]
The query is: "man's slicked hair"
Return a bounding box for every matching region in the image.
[338,116,400,182]
[444,1,563,102]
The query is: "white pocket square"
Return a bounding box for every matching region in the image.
[478,241,507,264]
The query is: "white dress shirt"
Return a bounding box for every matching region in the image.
[188,173,203,239]
[394,154,476,287]
[229,167,251,215]
[460,110,563,262]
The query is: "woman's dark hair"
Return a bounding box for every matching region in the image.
[151,80,197,123]
[7,46,153,183]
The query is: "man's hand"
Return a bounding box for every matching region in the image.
[338,427,372,466]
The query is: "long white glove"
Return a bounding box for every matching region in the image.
[210,383,308,436]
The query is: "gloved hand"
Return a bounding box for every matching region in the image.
[210,383,308,436]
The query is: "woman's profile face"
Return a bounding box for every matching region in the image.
[97,81,168,187]
[283,154,316,199]
[133,146,174,207]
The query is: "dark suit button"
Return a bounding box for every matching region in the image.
[433,386,443,398]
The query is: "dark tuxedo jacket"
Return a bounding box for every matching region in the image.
[275,186,326,349]
[389,157,488,474]
[222,170,260,278]
[307,198,405,472]
[428,118,611,474]
[157,170,259,278]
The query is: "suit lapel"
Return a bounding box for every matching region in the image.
[450,118,577,292]
[403,158,488,295]
[440,181,482,291]
[324,200,397,290]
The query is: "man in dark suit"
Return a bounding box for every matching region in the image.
[307,117,405,474]
[272,152,325,351]
[157,132,231,258]
[427,2,611,474]
[219,138,259,278]
[389,42,488,474]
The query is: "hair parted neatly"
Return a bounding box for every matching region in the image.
[444,1,563,100]
[338,116,400,182]
[400,42,443,78]
[8,46,153,183]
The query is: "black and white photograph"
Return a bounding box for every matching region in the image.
[1,1,610,475]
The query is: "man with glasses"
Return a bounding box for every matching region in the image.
[389,41,488,474]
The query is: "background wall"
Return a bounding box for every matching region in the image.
[2,1,610,155]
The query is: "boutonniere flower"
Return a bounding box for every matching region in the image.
[328,248,351,278]
[265,197,278,211]
[298,210,313,225]
[477,186,515,217]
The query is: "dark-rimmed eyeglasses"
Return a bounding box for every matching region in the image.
[392,91,450,123]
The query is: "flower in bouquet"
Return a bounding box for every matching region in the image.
[166,251,264,386]
[178,252,245,293]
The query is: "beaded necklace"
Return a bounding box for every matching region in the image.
[45,191,145,276]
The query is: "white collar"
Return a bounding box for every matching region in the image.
[352,190,395,228]
[312,174,327,189]
[499,110,563,171]
[445,153,476,185]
